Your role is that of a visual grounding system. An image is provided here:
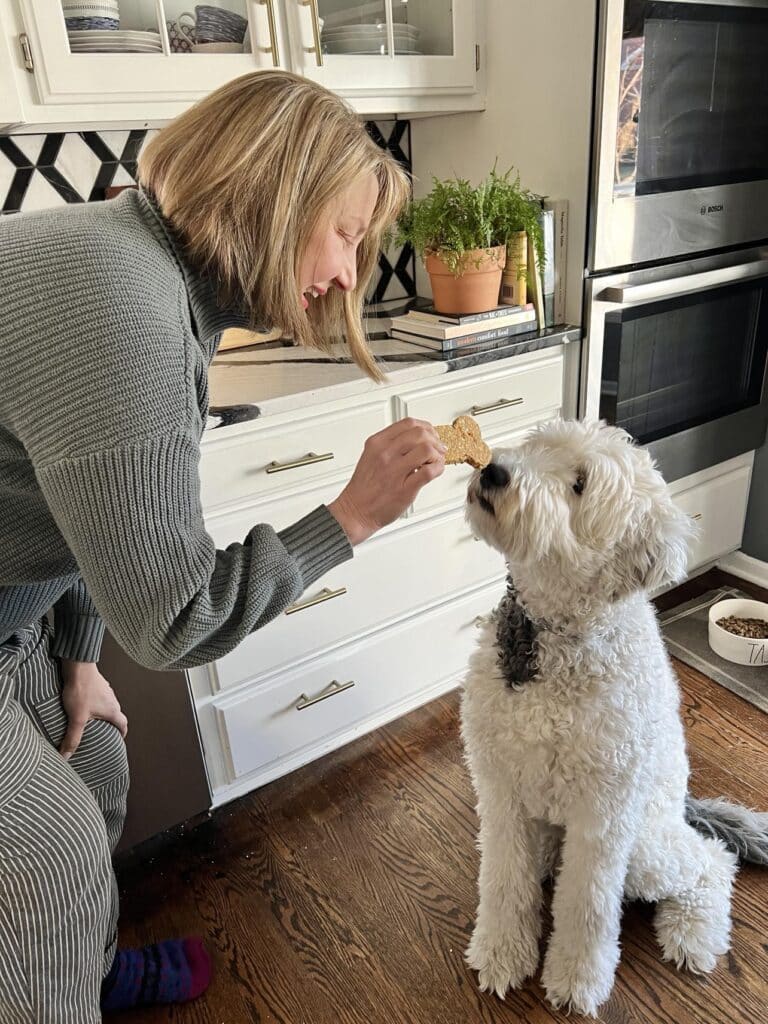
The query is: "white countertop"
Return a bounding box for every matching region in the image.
[206,327,580,429]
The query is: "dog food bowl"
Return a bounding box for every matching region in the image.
[708,598,768,666]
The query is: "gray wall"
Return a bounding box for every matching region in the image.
[742,440,768,561]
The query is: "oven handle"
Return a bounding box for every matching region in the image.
[600,261,768,306]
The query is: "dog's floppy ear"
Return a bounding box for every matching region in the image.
[612,491,693,598]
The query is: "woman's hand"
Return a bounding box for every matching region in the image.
[59,659,128,760]
[328,418,447,545]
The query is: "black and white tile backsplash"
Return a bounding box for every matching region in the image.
[0,119,415,303]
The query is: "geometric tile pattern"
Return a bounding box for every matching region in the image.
[0,118,416,302]
[366,118,416,302]
[0,129,156,212]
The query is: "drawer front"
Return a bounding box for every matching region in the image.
[199,403,386,513]
[396,356,564,436]
[216,583,505,781]
[207,502,506,691]
[673,465,752,570]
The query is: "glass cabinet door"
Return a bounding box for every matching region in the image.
[290,0,475,92]
[315,0,454,55]
[20,0,286,106]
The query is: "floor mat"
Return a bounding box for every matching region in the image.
[659,587,768,714]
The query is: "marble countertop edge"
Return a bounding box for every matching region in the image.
[205,324,581,431]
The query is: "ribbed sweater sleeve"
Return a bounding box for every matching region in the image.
[37,432,351,670]
[51,577,105,662]
[0,196,353,671]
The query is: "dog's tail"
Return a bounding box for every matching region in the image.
[685,795,768,866]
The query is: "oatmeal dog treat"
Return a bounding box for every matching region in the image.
[436,415,491,469]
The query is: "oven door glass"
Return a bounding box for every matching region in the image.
[616,0,768,196]
[600,278,768,444]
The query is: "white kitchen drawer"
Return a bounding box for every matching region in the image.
[673,464,752,570]
[215,583,504,782]
[206,505,505,691]
[204,488,340,549]
[199,402,385,513]
[395,355,564,436]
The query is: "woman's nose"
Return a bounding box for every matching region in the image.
[334,250,357,292]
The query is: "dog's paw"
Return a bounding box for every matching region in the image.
[654,892,731,975]
[541,949,615,1018]
[465,927,539,998]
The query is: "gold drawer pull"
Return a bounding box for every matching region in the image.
[296,679,354,711]
[690,513,703,521]
[258,0,281,66]
[266,451,334,474]
[469,397,524,416]
[285,586,347,615]
[300,0,324,66]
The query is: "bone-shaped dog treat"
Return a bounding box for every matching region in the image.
[435,415,492,469]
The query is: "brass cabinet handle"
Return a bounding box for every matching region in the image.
[296,679,354,711]
[258,0,280,65]
[285,586,347,615]
[300,0,323,66]
[19,33,34,72]
[265,451,334,474]
[469,397,524,416]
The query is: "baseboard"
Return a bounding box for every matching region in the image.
[718,551,768,589]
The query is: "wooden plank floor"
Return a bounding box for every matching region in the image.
[111,573,767,1024]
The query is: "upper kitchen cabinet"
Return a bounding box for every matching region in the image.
[286,0,479,98]
[0,0,484,130]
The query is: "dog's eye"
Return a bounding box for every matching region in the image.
[573,472,586,496]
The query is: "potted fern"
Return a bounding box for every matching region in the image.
[395,167,544,315]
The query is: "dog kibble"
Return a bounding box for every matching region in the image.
[715,615,768,640]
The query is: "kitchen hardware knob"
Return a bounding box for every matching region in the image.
[296,679,354,711]
[257,0,280,66]
[469,397,524,416]
[265,451,334,474]
[300,0,324,66]
[285,586,347,615]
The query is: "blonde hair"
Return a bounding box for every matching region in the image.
[138,70,410,381]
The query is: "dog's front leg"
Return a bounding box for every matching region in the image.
[466,787,543,998]
[541,812,635,1017]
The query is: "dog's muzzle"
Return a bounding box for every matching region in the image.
[468,461,509,517]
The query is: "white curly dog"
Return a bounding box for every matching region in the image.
[461,419,766,1017]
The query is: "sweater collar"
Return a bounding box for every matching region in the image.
[135,188,250,347]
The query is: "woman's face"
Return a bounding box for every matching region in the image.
[298,172,379,310]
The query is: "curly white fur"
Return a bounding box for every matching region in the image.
[461,419,740,1017]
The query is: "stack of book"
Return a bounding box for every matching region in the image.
[536,198,569,328]
[388,302,537,352]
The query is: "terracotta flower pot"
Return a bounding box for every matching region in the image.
[425,245,506,315]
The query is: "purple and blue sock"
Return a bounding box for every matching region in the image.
[100,937,211,1012]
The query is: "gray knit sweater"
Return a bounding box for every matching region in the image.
[0,189,353,670]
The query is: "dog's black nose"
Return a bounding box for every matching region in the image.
[480,462,510,489]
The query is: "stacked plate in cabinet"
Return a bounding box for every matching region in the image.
[321,22,421,55]
[67,29,163,53]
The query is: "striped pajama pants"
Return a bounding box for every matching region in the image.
[0,620,129,1023]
